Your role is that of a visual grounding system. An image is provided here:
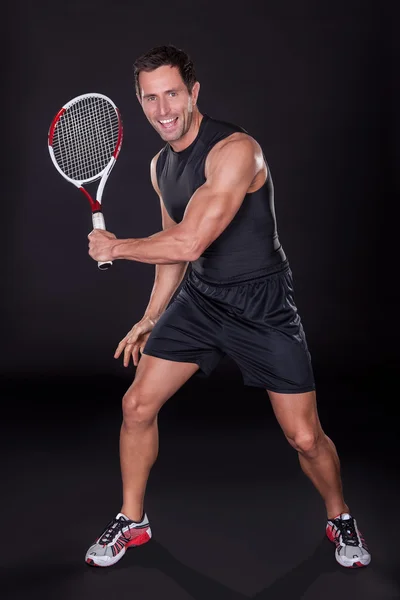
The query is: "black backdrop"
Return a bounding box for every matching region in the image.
[2,2,400,598]
[3,0,398,390]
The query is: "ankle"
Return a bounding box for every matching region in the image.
[327,504,350,520]
[121,507,144,522]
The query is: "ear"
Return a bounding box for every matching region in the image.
[192,81,200,105]
[136,92,142,105]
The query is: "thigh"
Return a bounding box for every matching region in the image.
[267,390,322,439]
[126,353,199,412]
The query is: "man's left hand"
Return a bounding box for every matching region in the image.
[88,229,117,262]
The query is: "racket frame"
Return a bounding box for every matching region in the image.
[48,92,123,270]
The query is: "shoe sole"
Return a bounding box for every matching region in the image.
[326,530,371,568]
[335,555,371,568]
[85,528,152,567]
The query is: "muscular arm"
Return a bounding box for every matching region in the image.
[108,134,263,264]
[143,153,189,320]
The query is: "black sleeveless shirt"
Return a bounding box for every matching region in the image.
[156,114,288,283]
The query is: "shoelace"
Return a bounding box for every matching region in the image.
[334,517,359,546]
[99,517,131,545]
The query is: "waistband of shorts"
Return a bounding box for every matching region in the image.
[190,259,290,287]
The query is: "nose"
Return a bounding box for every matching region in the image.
[158,97,170,116]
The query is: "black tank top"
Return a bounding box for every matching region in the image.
[156,113,288,283]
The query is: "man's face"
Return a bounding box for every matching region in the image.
[138,65,200,142]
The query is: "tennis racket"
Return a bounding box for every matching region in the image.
[48,92,123,270]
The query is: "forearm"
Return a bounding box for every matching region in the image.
[144,262,189,320]
[111,225,199,264]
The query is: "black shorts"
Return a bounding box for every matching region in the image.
[143,264,315,393]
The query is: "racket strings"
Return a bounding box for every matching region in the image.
[52,96,120,181]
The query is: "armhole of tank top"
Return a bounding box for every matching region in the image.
[263,153,269,182]
[155,146,167,186]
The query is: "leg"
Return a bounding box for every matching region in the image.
[267,389,348,519]
[120,354,199,521]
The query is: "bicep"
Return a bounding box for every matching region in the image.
[183,185,243,243]
[179,138,259,251]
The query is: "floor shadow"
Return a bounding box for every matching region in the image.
[4,537,397,600]
[101,536,337,600]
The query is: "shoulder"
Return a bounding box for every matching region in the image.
[205,132,264,176]
[209,132,261,161]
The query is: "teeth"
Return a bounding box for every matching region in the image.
[159,118,176,124]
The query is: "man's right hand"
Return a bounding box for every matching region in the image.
[114,315,158,367]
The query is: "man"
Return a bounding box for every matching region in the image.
[85,45,371,569]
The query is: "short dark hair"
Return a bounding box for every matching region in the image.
[133,45,197,96]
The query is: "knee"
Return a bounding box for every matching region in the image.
[122,386,158,428]
[286,429,322,457]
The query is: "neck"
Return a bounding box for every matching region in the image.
[169,109,203,153]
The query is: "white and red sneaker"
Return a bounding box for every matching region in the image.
[85,512,152,567]
[326,512,371,568]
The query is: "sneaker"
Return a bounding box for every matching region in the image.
[326,512,371,568]
[85,512,152,567]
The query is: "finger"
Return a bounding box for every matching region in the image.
[114,339,128,358]
[132,344,140,367]
[114,345,124,359]
[114,330,137,358]
[123,344,134,367]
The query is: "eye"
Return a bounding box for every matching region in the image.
[147,96,156,102]
[169,92,177,97]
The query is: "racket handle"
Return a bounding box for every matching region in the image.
[92,212,113,270]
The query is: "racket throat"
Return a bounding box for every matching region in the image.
[79,186,102,212]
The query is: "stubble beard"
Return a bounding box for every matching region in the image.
[153,97,195,142]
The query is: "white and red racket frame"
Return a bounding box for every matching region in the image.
[48,92,123,270]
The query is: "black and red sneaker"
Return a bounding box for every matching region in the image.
[85,512,152,567]
[326,512,371,568]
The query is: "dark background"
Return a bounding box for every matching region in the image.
[2,1,399,599]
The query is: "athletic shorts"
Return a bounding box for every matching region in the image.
[143,264,315,393]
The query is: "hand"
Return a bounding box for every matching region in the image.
[88,229,117,262]
[114,316,158,367]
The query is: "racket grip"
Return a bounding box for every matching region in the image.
[92,211,113,270]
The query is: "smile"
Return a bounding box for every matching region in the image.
[158,117,178,129]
